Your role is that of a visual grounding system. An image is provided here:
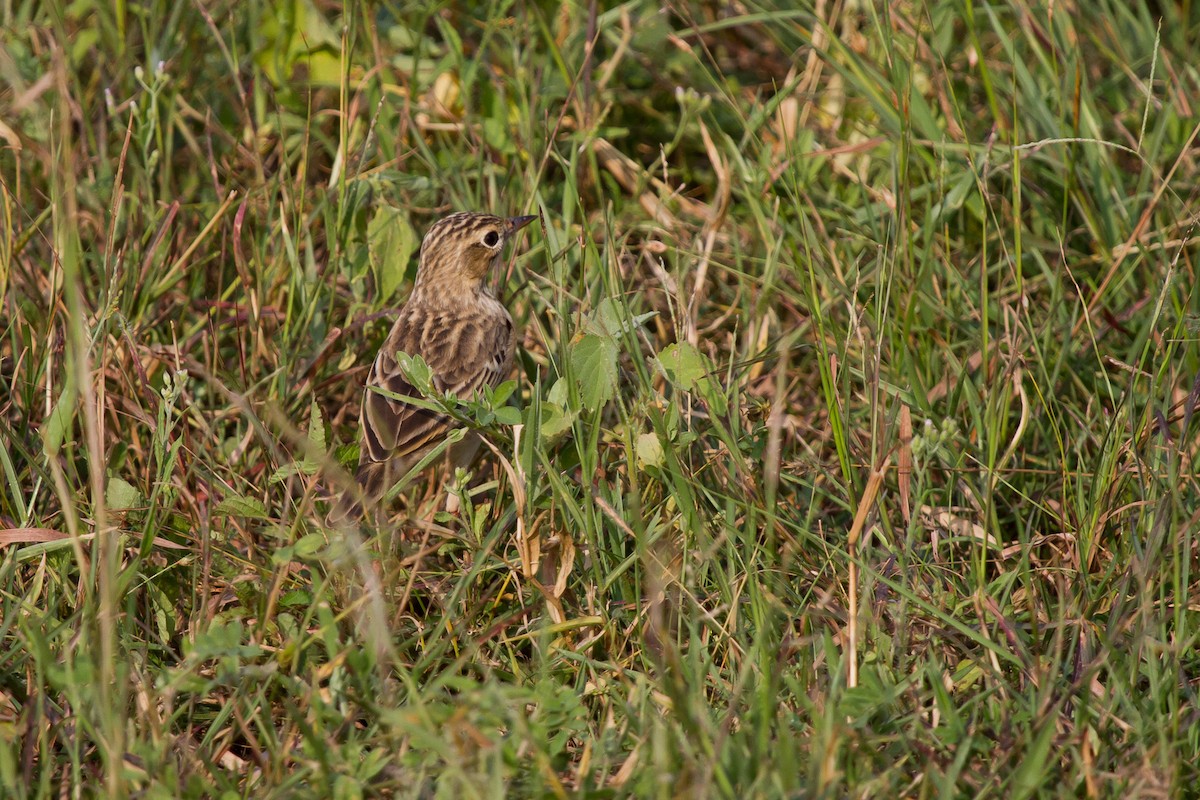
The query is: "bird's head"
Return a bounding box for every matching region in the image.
[414,211,538,296]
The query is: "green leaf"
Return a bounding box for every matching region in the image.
[929,169,977,225]
[254,0,343,86]
[42,374,76,456]
[656,342,709,388]
[106,476,143,511]
[481,116,512,155]
[587,297,656,338]
[186,619,262,661]
[334,442,359,468]
[489,380,517,406]
[307,400,326,453]
[493,406,522,425]
[70,28,99,67]
[293,533,326,557]
[269,460,317,483]
[213,494,269,519]
[395,352,433,393]
[538,379,577,440]
[656,342,729,416]
[838,663,901,725]
[547,376,570,406]
[636,432,664,468]
[570,334,619,410]
[539,404,577,440]
[367,204,418,301]
[279,589,313,608]
[269,402,327,483]
[1011,719,1057,800]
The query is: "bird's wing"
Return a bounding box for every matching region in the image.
[358,303,515,465]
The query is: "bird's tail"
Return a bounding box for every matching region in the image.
[327,460,392,525]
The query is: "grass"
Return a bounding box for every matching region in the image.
[2,0,1200,796]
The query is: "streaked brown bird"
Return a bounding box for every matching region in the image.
[331,211,537,522]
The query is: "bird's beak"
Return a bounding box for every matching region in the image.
[507,215,538,233]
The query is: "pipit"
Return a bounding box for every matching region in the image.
[331,211,537,522]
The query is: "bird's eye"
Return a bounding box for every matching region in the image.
[483,230,500,247]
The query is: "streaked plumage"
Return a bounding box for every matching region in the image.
[331,211,537,522]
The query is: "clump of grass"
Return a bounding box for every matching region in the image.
[1,0,1199,796]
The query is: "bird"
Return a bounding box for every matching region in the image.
[330,211,538,523]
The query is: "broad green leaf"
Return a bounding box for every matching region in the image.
[292,533,326,557]
[42,374,76,456]
[254,0,343,86]
[489,380,517,406]
[547,376,570,406]
[539,404,577,440]
[307,400,326,453]
[367,205,417,301]
[657,342,728,416]
[493,406,522,425]
[70,28,99,67]
[929,169,977,225]
[570,333,619,410]
[395,352,433,392]
[539,379,577,440]
[334,442,359,469]
[106,476,143,511]
[636,432,664,468]
[269,460,317,483]
[213,494,269,519]
[656,342,709,388]
[270,401,329,483]
[587,297,656,338]
[481,116,512,155]
[279,589,313,608]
